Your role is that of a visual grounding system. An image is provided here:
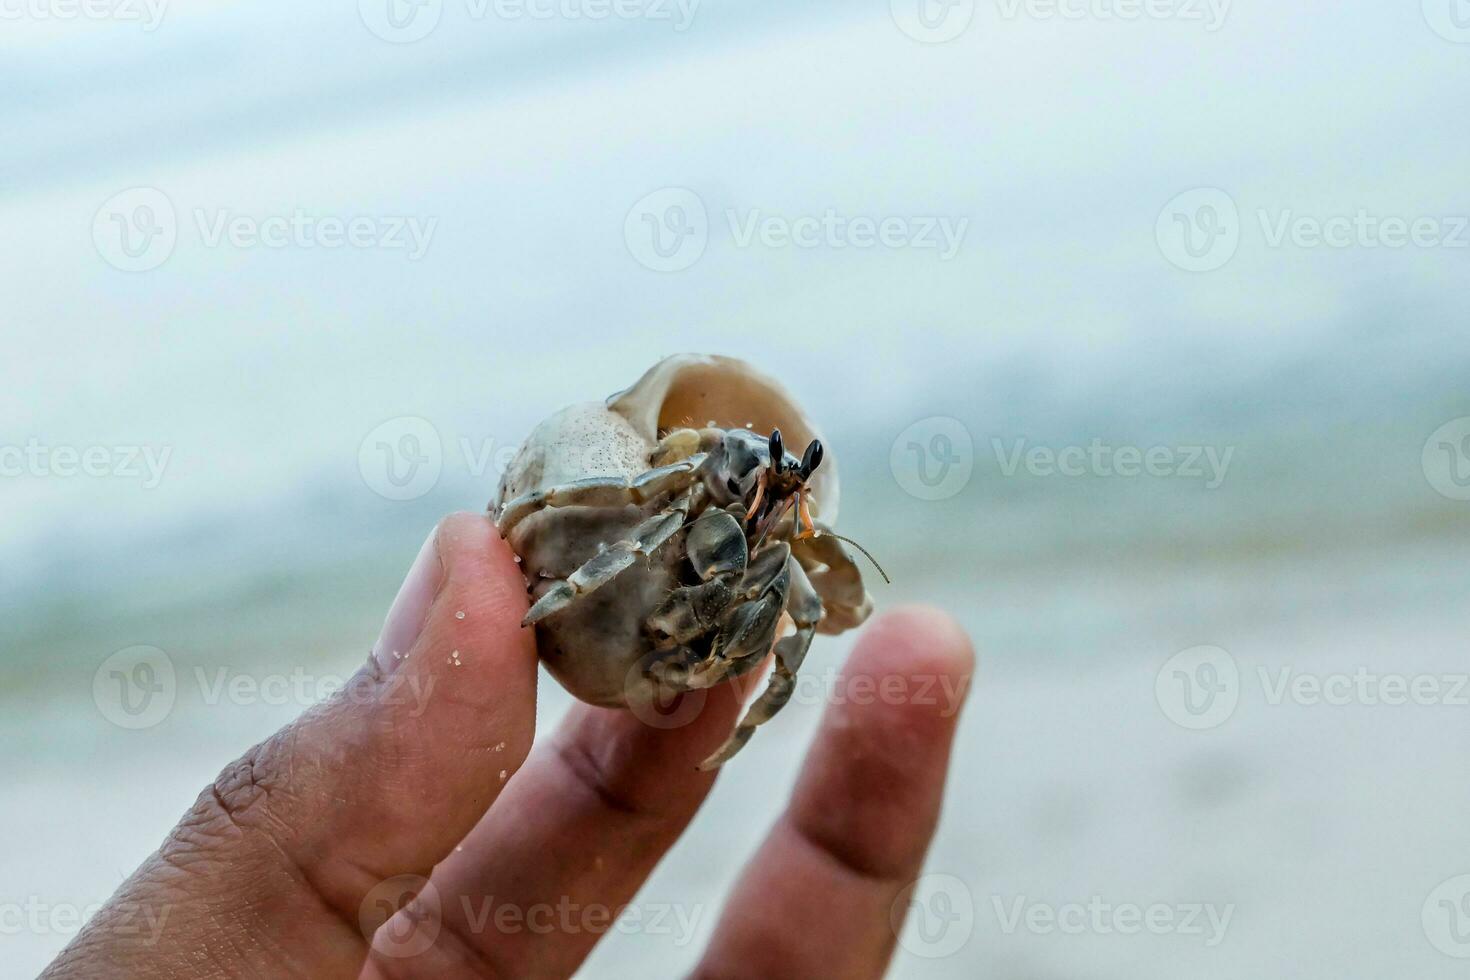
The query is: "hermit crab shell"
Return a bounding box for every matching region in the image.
[494,354,839,708]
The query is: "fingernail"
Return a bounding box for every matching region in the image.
[373,527,443,674]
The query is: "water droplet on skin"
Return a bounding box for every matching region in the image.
[494,741,506,752]
[455,611,466,620]
[499,769,508,781]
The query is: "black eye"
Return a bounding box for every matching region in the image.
[800,439,824,479]
[768,429,784,472]
[726,477,743,496]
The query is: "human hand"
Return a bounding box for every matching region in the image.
[43,513,974,979]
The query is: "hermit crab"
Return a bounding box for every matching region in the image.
[492,354,877,768]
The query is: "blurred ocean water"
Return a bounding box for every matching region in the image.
[5,2,1470,976]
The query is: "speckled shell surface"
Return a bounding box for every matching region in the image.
[494,354,837,709]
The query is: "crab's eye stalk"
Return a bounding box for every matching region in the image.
[799,439,824,481]
[767,428,785,473]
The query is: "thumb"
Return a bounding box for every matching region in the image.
[45,513,538,979]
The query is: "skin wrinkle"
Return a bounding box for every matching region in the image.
[197,744,369,945]
[549,729,651,820]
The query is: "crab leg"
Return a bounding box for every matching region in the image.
[522,487,694,626]
[699,558,823,770]
[676,541,791,691]
[497,454,708,537]
[743,470,767,522]
[645,510,748,647]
